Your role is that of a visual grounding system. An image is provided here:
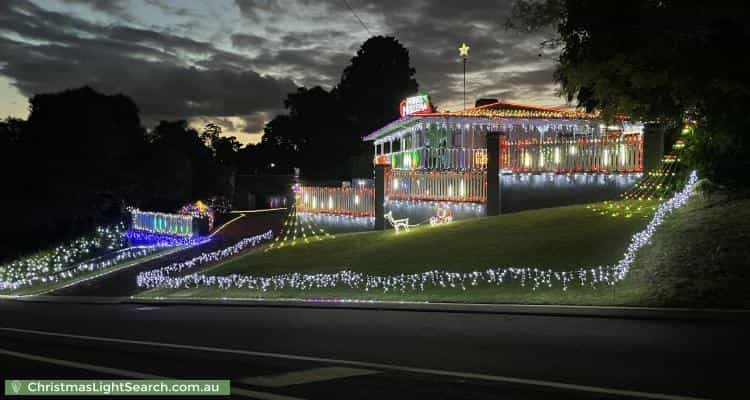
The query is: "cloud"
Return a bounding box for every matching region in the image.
[0,0,294,142]
[229,0,563,109]
[230,33,267,49]
[188,114,267,145]
[0,0,566,145]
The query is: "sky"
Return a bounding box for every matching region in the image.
[0,0,563,145]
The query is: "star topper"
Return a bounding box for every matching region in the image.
[458,42,470,58]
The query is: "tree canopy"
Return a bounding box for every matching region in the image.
[510,0,750,186]
[255,36,419,180]
[0,87,238,257]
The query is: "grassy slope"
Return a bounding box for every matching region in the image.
[141,202,657,304]
[209,203,648,276]
[627,194,750,308]
[1,247,182,296]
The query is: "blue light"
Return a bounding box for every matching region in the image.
[125,230,211,247]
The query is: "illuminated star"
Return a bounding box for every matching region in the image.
[458,42,470,57]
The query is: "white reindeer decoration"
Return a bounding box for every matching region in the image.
[384,211,411,232]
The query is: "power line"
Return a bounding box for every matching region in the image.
[343,0,373,37]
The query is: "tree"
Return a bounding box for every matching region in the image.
[337,36,419,137]
[213,136,241,167]
[509,0,750,186]
[200,122,222,148]
[250,36,419,180]
[1,87,149,256]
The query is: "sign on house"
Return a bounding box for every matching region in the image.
[400,94,433,117]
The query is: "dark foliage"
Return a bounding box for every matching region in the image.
[245,36,419,181]
[0,87,237,258]
[509,0,750,186]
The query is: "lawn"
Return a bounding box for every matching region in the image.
[209,202,650,276]
[627,194,750,308]
[140,200,657,304]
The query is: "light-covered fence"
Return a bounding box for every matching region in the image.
[131,210,195,237]
[297,186,375,216]
[501,136,642,173]
[388,148,487,171]
[383,136,642,173]
[387,170,487,203]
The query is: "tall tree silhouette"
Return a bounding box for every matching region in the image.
[337,36,419,138]
[250,36,419,180]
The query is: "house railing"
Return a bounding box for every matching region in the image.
[297,186,375,216]
[380,135,642,173]
[386,170,487,203]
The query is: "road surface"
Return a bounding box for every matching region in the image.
[0,300,746,399]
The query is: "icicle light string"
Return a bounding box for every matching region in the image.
[137,172,697,293]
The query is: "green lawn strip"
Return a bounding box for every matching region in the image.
[1,246,187,296]
[135,201,655,304]
[626,194,750,308]
[209,202,647,276]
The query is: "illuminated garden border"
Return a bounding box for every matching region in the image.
[137,172,697,294]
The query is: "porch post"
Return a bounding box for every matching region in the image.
[374,163,389,230]
[486,131,502,216]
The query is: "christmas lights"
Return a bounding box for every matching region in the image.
[179,200,215,231]
[297,186,375,216]
[136,230,273,288]
[387,170,486,203]
[499,136,642,174]
[130,209,196,237]
[588,140,686,219]
[429,207,453,226]
[0,224,128,291]
[266,205,335,251]
[124,230,211,247]
[0,225,211,292]
[137,172,698,294]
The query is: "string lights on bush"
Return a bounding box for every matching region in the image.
[1,224,128,291]
[137,172,697,294]
[0,225,210,292]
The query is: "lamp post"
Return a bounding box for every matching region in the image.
[458,42,470,110]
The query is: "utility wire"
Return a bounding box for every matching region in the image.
[343,0,373,36]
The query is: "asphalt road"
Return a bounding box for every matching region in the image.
[0,300,746,399]
[50,210,286,297]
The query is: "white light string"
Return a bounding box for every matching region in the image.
[0,229,209,291]
[137,230,274,288]
[137,172,697,294]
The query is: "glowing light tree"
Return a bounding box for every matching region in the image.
[265,189,336,252]
[587,139,688,219]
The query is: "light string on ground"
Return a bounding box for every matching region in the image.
[137,171,697,294]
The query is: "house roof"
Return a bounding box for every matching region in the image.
[363,101,598,142]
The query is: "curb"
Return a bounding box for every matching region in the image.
[8,295,750,322]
